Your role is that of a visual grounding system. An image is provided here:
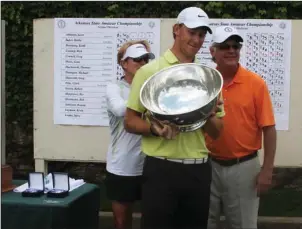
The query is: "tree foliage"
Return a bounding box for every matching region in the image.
[1,1,302,174]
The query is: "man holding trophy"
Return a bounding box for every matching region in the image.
[124,7,224,229]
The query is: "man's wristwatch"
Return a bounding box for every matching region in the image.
[150,125,159,137]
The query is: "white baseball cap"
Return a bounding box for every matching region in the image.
[176,7,212,34]
[212,26,244,44]
[121,43,155,60]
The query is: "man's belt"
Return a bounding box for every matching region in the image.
[154,156,208,164]
[210,151,258,167]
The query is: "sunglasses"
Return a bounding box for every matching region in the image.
[131,55,150,63]
[216,43,242,50]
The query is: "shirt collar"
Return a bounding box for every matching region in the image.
[163,49,197,64]
[217,63,244,84]
[164,49,179,64]
[119,77,130,87]
[232,64,245,84]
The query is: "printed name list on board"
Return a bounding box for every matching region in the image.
[54,18,160,126]
[198,19,291,131]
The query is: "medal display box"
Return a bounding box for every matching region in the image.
[22,172,45,197]
[47,173,70,198]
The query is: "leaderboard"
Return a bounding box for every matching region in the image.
[59,32,115,124]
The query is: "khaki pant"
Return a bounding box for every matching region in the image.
[207,157,261,229]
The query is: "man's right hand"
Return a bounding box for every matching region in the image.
[209,99,224,117]
[148,116,180,140]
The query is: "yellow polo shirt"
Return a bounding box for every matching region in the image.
[127,49,225,159]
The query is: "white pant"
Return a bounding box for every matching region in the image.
[207,157,261,229]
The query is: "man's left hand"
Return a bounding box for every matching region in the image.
[256,168,273,196]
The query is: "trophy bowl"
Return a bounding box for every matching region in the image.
[139,63,223,132]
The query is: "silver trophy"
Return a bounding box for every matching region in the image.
[140,63,223,132]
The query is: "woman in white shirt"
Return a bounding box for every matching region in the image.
[105,40,155,229]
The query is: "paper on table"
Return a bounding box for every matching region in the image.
[13,173,85,193]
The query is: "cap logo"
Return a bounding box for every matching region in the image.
[198,14,206,18]
[224,27,233,32]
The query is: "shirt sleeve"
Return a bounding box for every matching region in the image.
[106,83,127,117]
[127,68,147,114]
[255,80,276,127]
